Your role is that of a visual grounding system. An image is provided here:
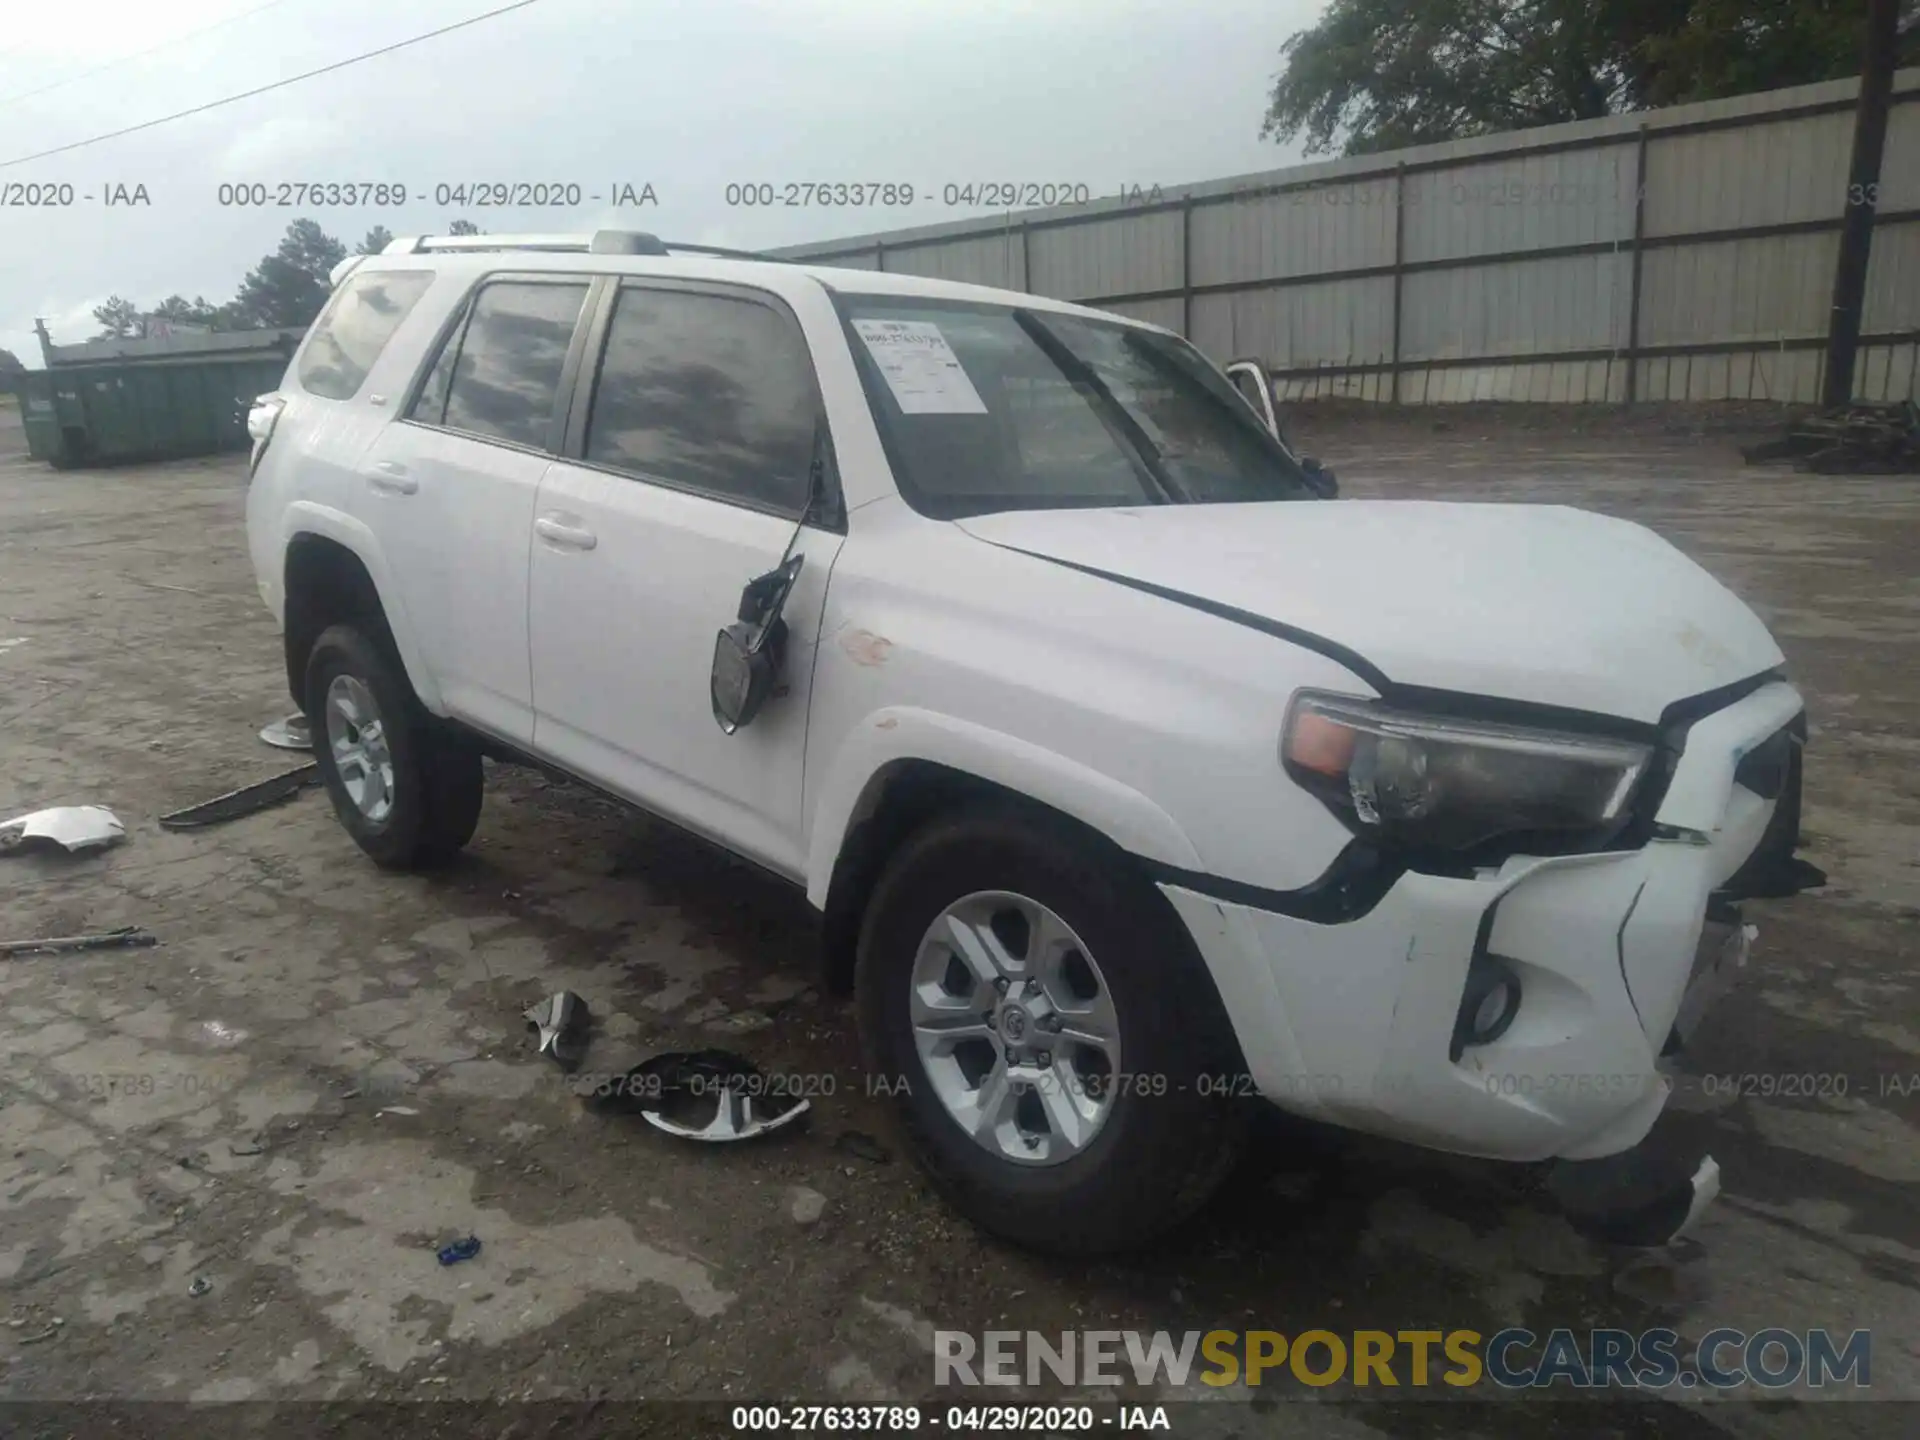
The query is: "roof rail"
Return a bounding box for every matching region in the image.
[379,229,790,262]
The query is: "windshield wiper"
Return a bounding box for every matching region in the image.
[1013,310,1182,504]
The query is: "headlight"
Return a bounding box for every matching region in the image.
[1282,692,1653,853]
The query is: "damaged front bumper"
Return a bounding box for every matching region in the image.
[1164,680,1818,1243]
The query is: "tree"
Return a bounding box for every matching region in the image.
[149,294,223,328]
[355,225,394,255]
[93,295,143,338]
[1637,0,1899,107]
[228,218,346,329]
[1262,0,1915,156]
[447,218,484,235]
[0,348,22,376]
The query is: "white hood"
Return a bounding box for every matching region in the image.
[957,501,1784,725]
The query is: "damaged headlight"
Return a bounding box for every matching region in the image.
[1282,692,1653,853]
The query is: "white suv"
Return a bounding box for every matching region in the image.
[246,229,1819,1254]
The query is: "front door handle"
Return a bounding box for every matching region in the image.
[535,515,598,551]
[367,461,417,496]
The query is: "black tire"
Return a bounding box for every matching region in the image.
[304,623,483,870]
[855,802,1247,1255]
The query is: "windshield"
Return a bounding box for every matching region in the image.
[837,296,1318,519]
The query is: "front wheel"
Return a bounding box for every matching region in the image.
[305,623,483,870]
[855,804,1247,1254]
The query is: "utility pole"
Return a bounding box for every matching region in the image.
[1820,0,1902,409]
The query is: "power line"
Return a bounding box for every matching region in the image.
[0,0,302,112]
[0,0,550,171]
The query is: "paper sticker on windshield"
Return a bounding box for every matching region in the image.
[853,319,988,415]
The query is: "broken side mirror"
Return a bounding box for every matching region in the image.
[1301,456,1338,499]
[1223,358,1281,441]
[711,553,805,734]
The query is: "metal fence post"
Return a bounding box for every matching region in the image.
[1180,194,1195,339]
[1625,124,1649,403]
[1390,162,1406,404]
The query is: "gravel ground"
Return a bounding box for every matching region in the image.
[1,400,1915,1439]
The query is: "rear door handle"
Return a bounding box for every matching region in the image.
[367,461,417,496]
[535,515,598,551]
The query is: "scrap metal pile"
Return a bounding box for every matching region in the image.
[1742,401,1920,474]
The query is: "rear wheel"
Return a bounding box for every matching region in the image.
[304,624,482,870]
[856,803,1246,1254]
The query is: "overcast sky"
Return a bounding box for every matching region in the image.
[0,0,1320,364]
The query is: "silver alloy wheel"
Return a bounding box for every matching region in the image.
[324,674,395,825]
[908,890,1122,1167]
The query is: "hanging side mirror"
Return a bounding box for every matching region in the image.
[1223,358,1282,442]
[711,553,805,734]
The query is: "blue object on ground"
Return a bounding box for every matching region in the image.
[436,1235,481,1266]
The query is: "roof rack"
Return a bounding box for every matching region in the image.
[380,229,789,262]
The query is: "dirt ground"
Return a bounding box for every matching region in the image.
[1,400,1916,1438]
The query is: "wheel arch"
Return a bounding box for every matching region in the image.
[281,503,442,715]
[808,708,1208,999]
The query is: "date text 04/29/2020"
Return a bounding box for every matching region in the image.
[211,182,659,208]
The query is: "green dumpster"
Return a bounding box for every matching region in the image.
[11,370,70,465]
[22,327,301,469]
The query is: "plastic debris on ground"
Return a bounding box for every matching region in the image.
[524,991,591,1071]
[259,712,314,751]
[436,1236,482,1266]
[0,805,126,855]
[0,926,158,958]
[585,1048,810,1142]
[158,764,321,831]
[833,1129,892,1165]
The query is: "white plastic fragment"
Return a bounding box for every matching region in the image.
[0,805,126,855]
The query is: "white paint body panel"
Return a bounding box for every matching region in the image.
[528,459,843,877]
[246,246,1806,1168]
[954,502,1785,724]
[357,425,544,745]
[1164,682,1800,1161]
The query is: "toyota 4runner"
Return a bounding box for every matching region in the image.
[245,229,1821,1255]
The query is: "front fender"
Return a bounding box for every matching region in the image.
[803,704,1205,908]
[282,500,446,717]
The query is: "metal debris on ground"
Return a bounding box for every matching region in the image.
[0,925,158,958]
[0,804,126,855]
[158,763,321,831]
[436,1235,482,1266]
[259,712,313,752]
[833,1129,892,1165]
[1741,401,1920,474]
[524,990,591,1071]
[590,1049,810,1142]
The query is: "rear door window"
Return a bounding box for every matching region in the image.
[425,280,589,450]
[297,270,434,400]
